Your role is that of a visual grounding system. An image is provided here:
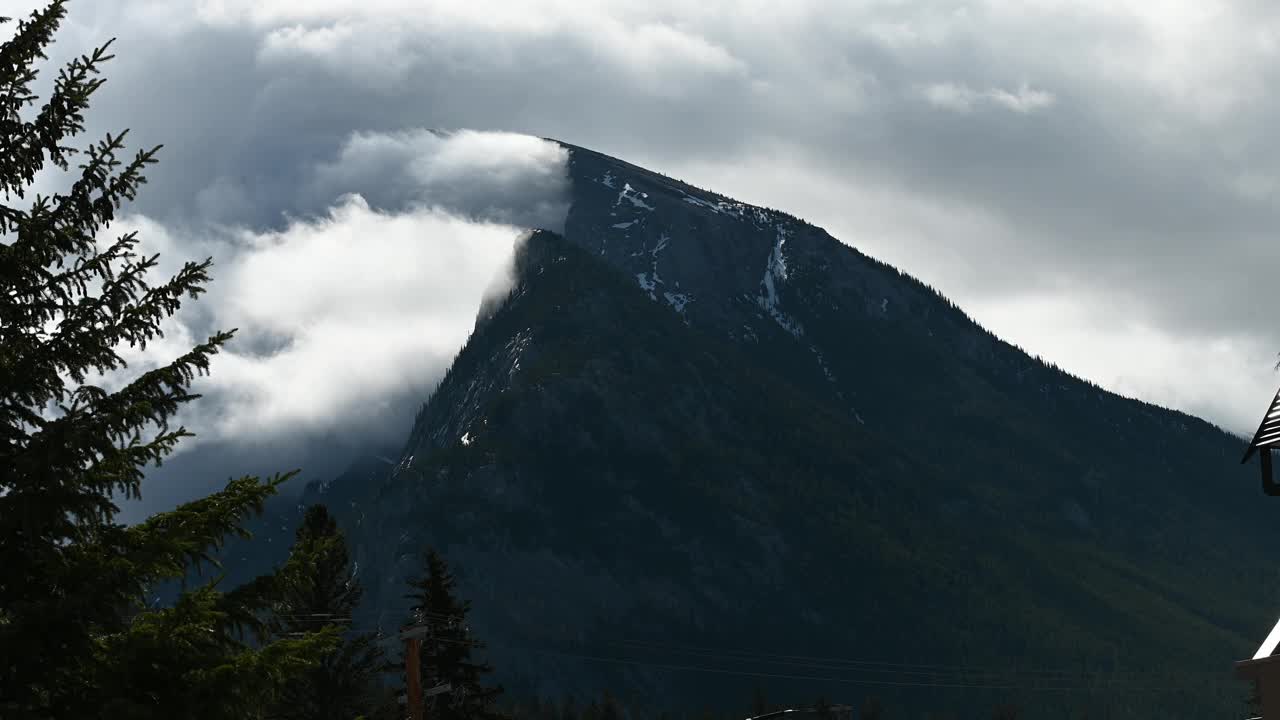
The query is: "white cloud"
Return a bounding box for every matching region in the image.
[196,196,524,444]
[986,84,1056,113]
[109,200,524,452]
[259,23,354,58]
[90,131,567,455]
[309,129,570,231]
[921,82,1056,113]
[921,82,981,112]
[588,21,747,86]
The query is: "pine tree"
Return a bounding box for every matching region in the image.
[268,505,393,720]
[0,3,334,717]
[404,548,504,720]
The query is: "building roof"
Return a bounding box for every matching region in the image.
[1257,618,1280,660]
[1241,386,1280,464]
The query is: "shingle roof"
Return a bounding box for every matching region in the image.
[1242,386,1280,464]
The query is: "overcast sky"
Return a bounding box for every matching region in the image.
[9,0,1280,511]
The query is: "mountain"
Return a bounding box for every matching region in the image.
[270,143,1272,718]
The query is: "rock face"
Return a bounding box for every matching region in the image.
[286,144,1274,718]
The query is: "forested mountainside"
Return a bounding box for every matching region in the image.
[237,145,1273,718]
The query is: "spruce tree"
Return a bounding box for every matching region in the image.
[269,504,392,720]
[0,3,334,717]
[404,548,504,720]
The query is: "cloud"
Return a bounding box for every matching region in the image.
[102,130,566,452]
[192,199,523,442]
[308,129,570,231]
[9,0,1280,514]
[921,82,1056,113]
[80,130,565,515]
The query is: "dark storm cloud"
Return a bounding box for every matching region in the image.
[9,0,1280,516]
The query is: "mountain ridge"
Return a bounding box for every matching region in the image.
[240,142,1273,718]
[551,140,1237,441]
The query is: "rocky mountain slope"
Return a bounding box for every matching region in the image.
[262,143,1275,718]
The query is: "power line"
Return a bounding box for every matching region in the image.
[278,616,1239,694]
[333,627,1240,693]
[605,637,1229,680]
[516,647,1236,694]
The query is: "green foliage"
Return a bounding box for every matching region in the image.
[268,504,393,720]
[0,3,335,716]
[405,548,504,720]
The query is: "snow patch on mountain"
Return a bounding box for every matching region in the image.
[679,191,773,227]
[635,231,684,311]
[636,272,658,300]
[394,453,415,478]
[664,291,692,314]
[617,183,654,210]
[506,329,532,378]
[651,232,669,257]
[812,345,835,383]
[757,223,803,337]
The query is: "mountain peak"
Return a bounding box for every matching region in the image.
[285,142,1270,719]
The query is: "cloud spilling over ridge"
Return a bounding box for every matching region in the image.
[140,201,525,446]
[309,129,570,231]
[69,129,568,516]
[110,130,568,451]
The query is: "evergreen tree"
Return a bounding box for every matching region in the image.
[268,505,393,720]
[0,3,334,717]
[404,548,504,720]
[859,697,882,720]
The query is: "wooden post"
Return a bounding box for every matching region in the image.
[405,634,424,720]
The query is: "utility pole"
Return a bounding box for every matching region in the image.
[383,617,456,720]
[401,623,430,720]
